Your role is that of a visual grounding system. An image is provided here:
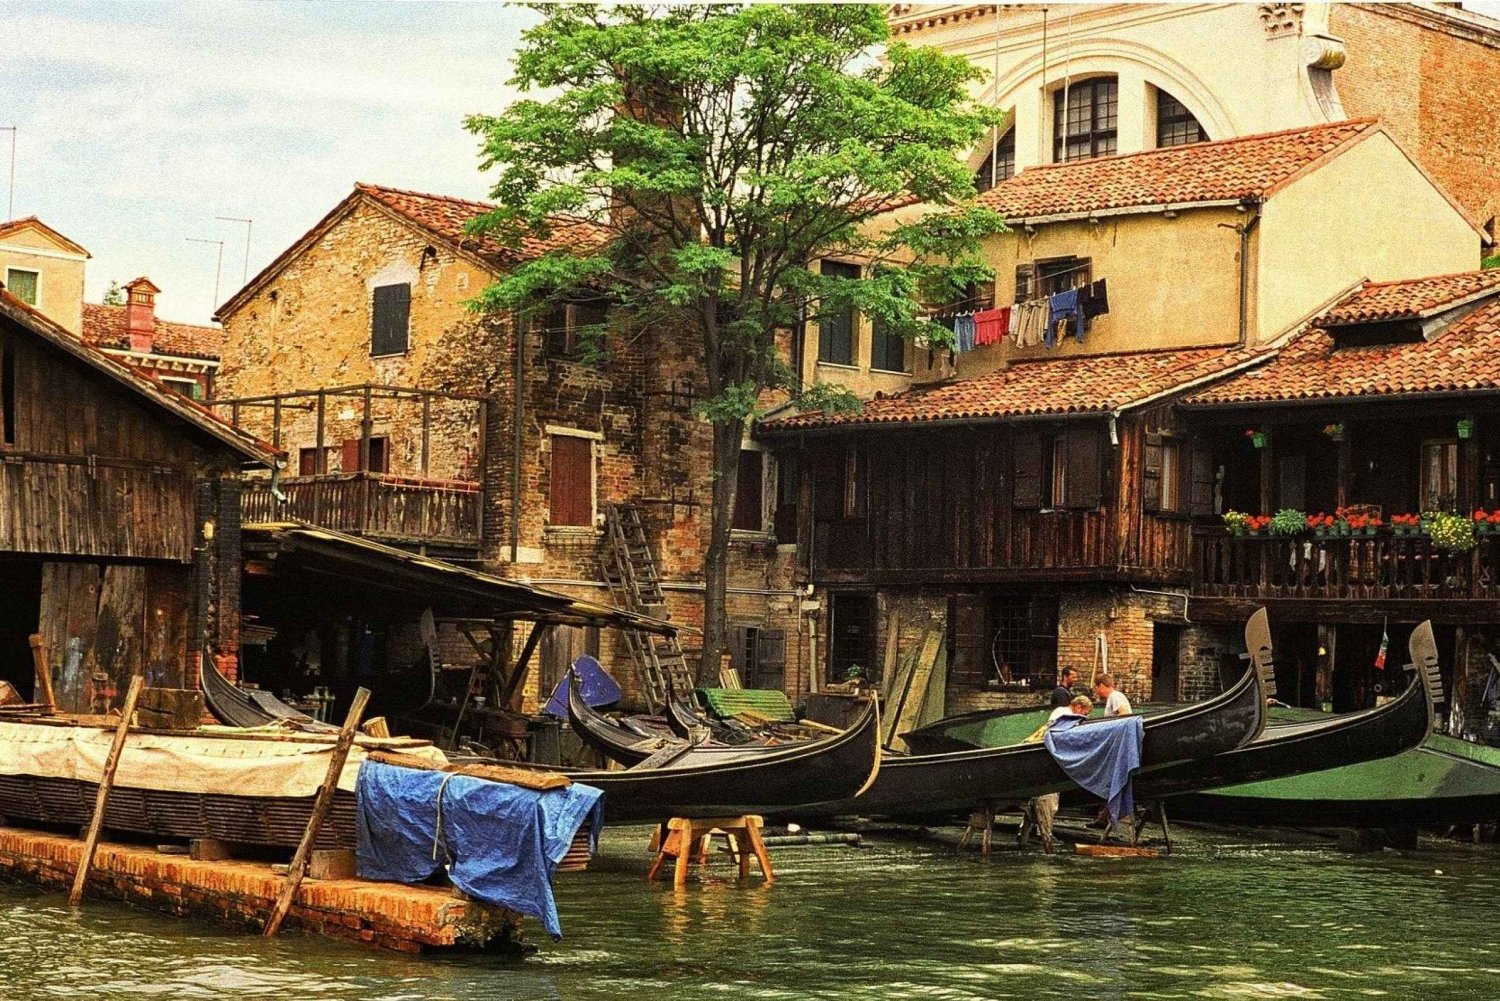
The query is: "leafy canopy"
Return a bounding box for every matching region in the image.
[466,3,1006,420]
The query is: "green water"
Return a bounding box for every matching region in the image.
[2,824,1497,1000]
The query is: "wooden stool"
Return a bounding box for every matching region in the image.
[646,815,775,887]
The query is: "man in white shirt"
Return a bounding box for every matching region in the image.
[1093,674,1133,716]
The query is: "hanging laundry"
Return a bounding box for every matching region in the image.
[1048,287,1082,347]
[1080,278,1109,330]
[952,313,977,353]
[1007,305,1021,341]
[974,306,1009,347]
[1014,300,1047,348]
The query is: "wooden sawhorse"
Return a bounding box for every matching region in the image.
[647,815,775,887]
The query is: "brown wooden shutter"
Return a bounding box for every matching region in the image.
[1014,263,1035,304]
[549,435,593,526]
[1013,431,1043,509]
[733,450,764,531]
[340,438,361,473]
[728,627,749,674]
[757,628,786,690]
[1189,446,1215,516]
[1142,432,1163,512]
[1065,427,1103,508]
[299,448,317,476]
[371,283,410,356]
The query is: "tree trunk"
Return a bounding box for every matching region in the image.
[699,417,744,686]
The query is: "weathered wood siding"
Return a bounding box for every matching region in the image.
[0,328,196,561]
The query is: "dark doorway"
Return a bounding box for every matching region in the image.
[1270,621,1320,708]
[1152,623,1182,702]
[0,558,42,699]
[827,592,875,684]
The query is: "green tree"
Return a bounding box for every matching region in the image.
[467,3,1005,685]
[103,280,124,306]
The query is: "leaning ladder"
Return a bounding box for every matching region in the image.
[602,503,694,712]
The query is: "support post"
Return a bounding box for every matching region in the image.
[1258,427,1275,515]
[360,384,374,473]
[272,397,283,452]
[28,633,56,712]
[499,621,548,710]
[314,390,327,474]
[421,392,431,475]
[263,687,370,937]
[70,673,145,906]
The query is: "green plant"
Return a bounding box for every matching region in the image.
[1223,511,1250,536]
[1428,511,1476,553]
[1269,508,1308,537]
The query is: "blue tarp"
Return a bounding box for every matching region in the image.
[541,654,623,718]
[354,760,604,939]
[1044,715,1144,825]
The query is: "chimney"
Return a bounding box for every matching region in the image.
[124,277,161,353]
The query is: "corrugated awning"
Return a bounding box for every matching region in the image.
[242,522,676,635]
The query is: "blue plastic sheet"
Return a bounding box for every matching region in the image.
[355,760,603,939]
[1044,715,1144,825]
[542,654,623,718]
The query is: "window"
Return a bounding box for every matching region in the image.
[339,436,390,474]
[298,447,324,476]
[5,269,39,306]
[1421,440,1459,511]
[549,433,595,527]
[1050,435,1070,508]
[843,441,865,518]
[870,318,907,373]
[733,449,766,532]
[949,594,1059,688]
[371,283,410,356]
[731,624,787,691]
[1015,258,1090,303]
[827,593,875,683]
[973,129,1016,192]
[1014,428,1103,510]
[541,300,609,357]
[774,452,799,544]
[1144,434,1216,516]
[1156,90,1206,148]
[1053,78,1118,162]
[818,260,860,365]
[160,377,203,400]
[1159,440,1181,512]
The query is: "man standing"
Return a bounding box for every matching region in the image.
[1093,674,1133,716]
[1052,667,1079,708]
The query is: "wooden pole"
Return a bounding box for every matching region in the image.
[28,633,56,712]
[263,687,370,937]
[69,673,145,906]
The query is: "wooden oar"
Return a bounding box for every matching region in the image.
[70,673,145,906]
[263,687,370,937]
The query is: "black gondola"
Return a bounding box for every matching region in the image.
[570,682,775,766]
[201,652,335,732]
[563,684,883,822]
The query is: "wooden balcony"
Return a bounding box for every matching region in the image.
[242,473,481,550]
[1191,527,1500,620]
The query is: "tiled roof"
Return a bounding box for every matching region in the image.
[81,303,223,360]
[1187,295,1500,406]
[976,119,1379,219]
[0,216,92,257]
[760,347,1266,432]
[355,184,612,266]
[1316,270,1500,326]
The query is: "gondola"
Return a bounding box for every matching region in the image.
[792,610,1277,820]
[201,651,335,732]
[563,684,883,823]
[666,694,767,746]
[569,681,775,766]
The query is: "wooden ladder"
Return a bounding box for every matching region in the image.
[602,503,694,711]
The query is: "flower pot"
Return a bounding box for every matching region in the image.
[1458,418,1475,440]
[1313,527,1329,539]
[1250,433,1266,449]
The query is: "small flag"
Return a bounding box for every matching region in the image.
[1374,619,1388,671]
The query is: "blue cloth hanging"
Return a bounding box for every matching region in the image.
[952,313,977,353]
[1044,715,1143,825]
[355,760,604,939]
[1047,287,1083,346]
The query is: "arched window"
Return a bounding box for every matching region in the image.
[1156,89,1207,147]
[974,129,1016,192]
[1053,77,1118,162]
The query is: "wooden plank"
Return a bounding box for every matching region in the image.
[264,687,371,937]
[70,673,145,906]
[886,625,944,752]
[28,634,55,712]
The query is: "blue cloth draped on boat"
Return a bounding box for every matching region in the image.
[354,760,604,939]
[1044,715,1144,825]
[542,654,623,718]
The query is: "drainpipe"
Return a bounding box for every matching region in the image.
[511,309,524,564]
[1222,202,1262,348]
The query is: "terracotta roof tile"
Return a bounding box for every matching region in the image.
[976,119,1379,219]
[761,347,1267,432]
[1187,293,1500,406]
[81,302,223,360]
[1316,270,1500,325]
[355,184,612,266]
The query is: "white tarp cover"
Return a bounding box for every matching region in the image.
[0,722,448,798]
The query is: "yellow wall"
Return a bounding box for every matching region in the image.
[0,226,87,335]
[1256,131,1483,342]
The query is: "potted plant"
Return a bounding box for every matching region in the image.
[1270,508,1308,537]
[1244,514,1271,537]
[1246,428,1266,449]
[1308,512,1335,538]
[1458,417,1475,440]
[1323,422,1345,442]
[1429,511,1477,553]
[1223,511,1251,537]
[1392,512,1420,537]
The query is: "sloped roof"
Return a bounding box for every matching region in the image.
[1316,270,1500,326]
[0,288,277,466]
[0,216,91,257]
[760,346,1268,433]
[217,183,612,320]
[1187,292,1500,407]
[976,119,1380,220]
[82,302,223,361]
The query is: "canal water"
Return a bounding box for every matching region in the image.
[1,823,1496,1000]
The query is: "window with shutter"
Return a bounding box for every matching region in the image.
[549,434,594,526]
[1189,446,1217,516]
[733,450,765,532]
[1013,432,1043,509]
[773,452,799,544]
[756,628,787,690]
[1142,432,1163,512]
[1064,427,1102,508]
[843,442,865,519]
[4,269,39,307]
[371,283,411,356]
[1159,440,1181,512]
[340,437,361,473]
[818,260,860,365]
[1050,435,1069,507]
[1014,263,1035,304]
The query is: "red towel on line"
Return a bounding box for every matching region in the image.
[974,306,1009,346]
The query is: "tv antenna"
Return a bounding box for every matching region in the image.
[2,127,16,221]
[186,237,225,315]
[215,216,253,285]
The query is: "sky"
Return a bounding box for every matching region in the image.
[5,1,1500,325]
[1,1,541,323]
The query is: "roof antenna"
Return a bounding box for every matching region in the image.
[216,216,253,286]
[1,126,16,221]
[186,237,225,317]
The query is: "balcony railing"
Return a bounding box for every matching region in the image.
[242,472,480,549]
[1192,527,1500,601]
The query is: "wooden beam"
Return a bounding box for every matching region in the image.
[28,634,55,713]
[70,673,145,906]
[263,686,370,937]
[499,621,548,710]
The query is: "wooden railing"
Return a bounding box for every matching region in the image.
[241,473,480,548]
[1192,527,1500,601]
